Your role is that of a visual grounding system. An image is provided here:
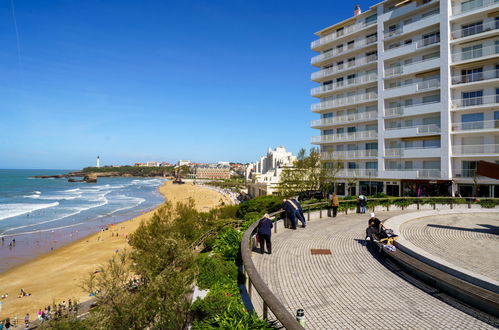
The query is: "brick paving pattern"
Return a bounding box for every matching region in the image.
[252,211,496,329]
[401,212,499,281]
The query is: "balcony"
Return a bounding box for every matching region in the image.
[452,0,499,17]
[384,35,440,60]
[311,74,377,97]
[452,44,499,63]
[451,20,499,41]
[321,149,378,160]
[311,130,378,144]
[384,11,440,40]
[451,68,499,85]
[311,92,378,112]
[385,57,440,78]
[385,101,440,118]
[311,55,378,81]
[385,147,442,158]
[451,119,499,133]
[384,124,441,139]
[336,169,378,178]
[311,37,377,65]
[383,169,441,179]
[453,168,478,178]
[383,78,440,99]
[311,20,377,50]
[310,111,377,128]
[452,144,499,156]
[450,94,499,110]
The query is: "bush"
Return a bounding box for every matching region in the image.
[191,283,239,321]
[213,228,242,262]
[236,195,283,219]
[196,253,238,289]
[479,199,499,208]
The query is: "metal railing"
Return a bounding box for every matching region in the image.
[384,101,440,117]
[452,144,499,155]
[311,20,377,49]
[383,10,439,39]
[311,37,378,65]
[452,119,499,131]
[384,56,439,77]
[321,149,378,160]
[452,44,499,62]
[451,20,499,39]
[311,92,378,111]
[451,94,499,108]
[417,169,441,178]
[311,111,377,127]
[385,123,441,134]
[311,130,378,143]
[337,169,379,177]
[385,146,440,157]
[385,78,440,92]
[311,55,378,80]
[311,74,377,96]
[451,68,499,85]
[452,0,499,16]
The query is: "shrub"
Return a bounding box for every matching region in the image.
[191,283,239,321]
[479,199,499,208]
[196,253,238,289]
[212,227,242,262]
[236,195,283,219]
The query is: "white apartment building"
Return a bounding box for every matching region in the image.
[246,146,297,197]
[311,0,499,197]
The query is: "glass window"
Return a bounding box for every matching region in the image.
[323,129,334,135]
[461,67,483,83]
[461,0,483,13]
[337,127,345,134]
[422,32,439,46]
[423,139,441,148]
[335,145,344,151]
[462,90,483,106]
[347,40,355,49]
[348,162,357,169]
[322,112,333,119]
[462,160,478,177]
[366,162,378,169]
[422,52,439,61]
[347,126,356,133]
[366,33,377,44]
[461,21,483,37]
[461,112,484,130]
[462,44,482,60]
[347,57,356,67]
[347,144,358,151]
[404,161,413,169]
[423,94,440,103]
[494,111,499,128]
[336,27,344,37]
[365,142,378,150]
[365,14,377,25]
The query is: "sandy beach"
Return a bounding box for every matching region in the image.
[0,180,229,321]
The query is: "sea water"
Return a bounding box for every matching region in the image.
[0,169,165,237]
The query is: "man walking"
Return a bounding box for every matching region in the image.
[330,193,339,217]
[283,199,297,229]
[257,213,273,254]
[289,198,306,227]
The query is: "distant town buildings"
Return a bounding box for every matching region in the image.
[194,164,231,179]
[177,160,191,167]
[134,161,170,167]
[246,146,296,197]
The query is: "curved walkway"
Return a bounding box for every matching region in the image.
[400,212,499,281]
[252,211,497,329]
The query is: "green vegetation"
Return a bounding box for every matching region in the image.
[81,165,175,177]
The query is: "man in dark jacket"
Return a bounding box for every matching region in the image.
[289,198,306,228]
[282,199,297,229]
[257,213,273,254]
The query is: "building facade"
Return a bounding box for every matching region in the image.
[311,0,499,197]
[246,146,297,197]
[194,166,231,179]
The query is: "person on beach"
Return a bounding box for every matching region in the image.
[24,314,29,328]
[330,193,339,217]
[257,214,273,254]
[4,318,10,330]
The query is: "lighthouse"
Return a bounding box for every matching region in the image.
[97,156,100,168]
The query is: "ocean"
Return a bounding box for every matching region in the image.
[0,169,165,271]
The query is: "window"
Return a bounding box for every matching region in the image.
[337,61,344,70]
[366,33,377,44]
[347,144,358,151]
[461,67,483,83]
[335,145,344,151]
[336,27,344,37]
[494,111,499,128]
[461,0,483,13]
[423,160,440,169]
[336,77,344,87]
[322,112,333,119]
[422,52,439,60]
[496,16,499,29]
[347,74,356,84]
[337,44,344,53]
[347,40,355,50]
[461,21,483,37]
[404,99,413,107]
[462,90,483,106]
[403,58,413,65]
[366,162,378,169]
[323,129,334,135]
[366,51,377,62]
[404,161,413,170]
[423,94,440,103]
[461,112,484,130]
[365,14,377,25]
[404,39,412,45]
[348,162,357,169]
[337,127,345,135]
[347,126,356,133]
[462,160,478,177]
[422,8,439,18]
[462,44,482,60]
[422,32,439,46]
[365,142,378,150]
[347,57,356,67]
[423,139,441,148]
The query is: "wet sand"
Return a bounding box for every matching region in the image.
[0,181,229,321]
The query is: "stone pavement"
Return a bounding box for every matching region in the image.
[400,212,499,282]
[251,211,497,329]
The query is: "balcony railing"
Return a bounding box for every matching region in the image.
[451,20,499,40]
[384,57,440,77]
[311,111,377,127]
[311,92,378,111]
[385,78,440,92]
[311,74,377,96]
[311,55,377,80]
[385,101,440,117]
[311,20,377,49]
[452,119,499,131]
[451,68,499,85]
[385,123,441,134]
[321,149,378,160]
[452,144,499,155]
[453,168,477,178]
[417,169,441,178]
[385,146,440,157]
[451,94,499,108]
[452,44,499,62]
[336,169,378,177]
[384,10,440,39]
[311,37,378,65]
[452,0,499,16]
[311,130,378,144]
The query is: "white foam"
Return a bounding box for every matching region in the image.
[0,202,60,221]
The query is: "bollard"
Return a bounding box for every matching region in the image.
[417,201,420,210]
[468,198,471,209]
[450,199,453,209]
[296,309,305,326]
[320,209,322,218]
[307,210,310,222]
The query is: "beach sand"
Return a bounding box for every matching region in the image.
[0,180,229,321]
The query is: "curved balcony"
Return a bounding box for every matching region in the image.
[451,0,499,17]
[451,119,499,132]
[451,68,499,85]
[311,37,377,66]
[311,74,377,97]
[452,144,499,156]
[321,149,378,160]
[311,111,377,128]
[311,92,377,112]
[311,55,377,81]
[311,130,378,144]
[451,44,499,63]
[450,94,499,110]
[311,20,377,50]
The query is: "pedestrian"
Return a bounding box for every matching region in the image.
[282,199,297,229]
[257,213,273,254]
[330,193,339,217]
[4,318,10,330]
[289,198,306,228]
[0,319,4,330]
[359,195,367,214]
[24,313,29,328]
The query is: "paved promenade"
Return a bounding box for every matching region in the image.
[252,211,498,329]
[401,212,499,281]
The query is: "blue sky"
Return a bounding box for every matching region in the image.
[1,0,378,169]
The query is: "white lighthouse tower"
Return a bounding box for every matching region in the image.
[96,156,100,168]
